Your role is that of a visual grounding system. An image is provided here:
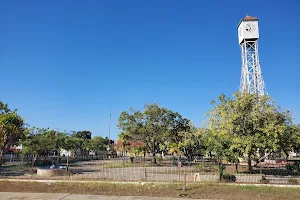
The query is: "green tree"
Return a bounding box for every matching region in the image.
[167,125,205,162]
[118,104,189,164]
[278,125,300,159]
[61,136,84,157]
[207,92,292,171]
[22,128,66,156]
[117,132,131,165]
[203,129,234,179]
[0,101,25,165]
[118,132,131,157]
[88,136,109,155]
[72,131,92,140]
[71,130,92,156]
[21,128,67,167]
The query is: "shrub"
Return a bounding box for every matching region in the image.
[222,174,236,182]
[286,162,300,173]
[288,178,299,185]
[219,164,226,178]
[157,156,163,164]
[129,156,135,163]
[195,163,218,172]
[260,176,269,184]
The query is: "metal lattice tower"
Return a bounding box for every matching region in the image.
[238,16,267,96]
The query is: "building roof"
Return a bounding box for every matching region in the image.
[238,15,259,27]
[242,15,259,21]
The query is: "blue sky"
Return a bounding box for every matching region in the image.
[1,0,299,140]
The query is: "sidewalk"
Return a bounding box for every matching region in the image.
[0,192,218,200]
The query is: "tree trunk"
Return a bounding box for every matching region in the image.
[31,155,37,173]
[152,153,157,164]
[0,150,3,166]
[284,150,290,160]
[0,149,8,166]
[247,154,252,171]
[218,157,222,181]
[122,150,125,167]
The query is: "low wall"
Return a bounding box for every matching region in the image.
[193,173,219,182]
[193,173,264,183]
[37,168,69,177]
[236,174,263,183]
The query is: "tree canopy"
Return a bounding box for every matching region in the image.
[118,103,190,163]
[0,101,25,165]
[207,92,292,170]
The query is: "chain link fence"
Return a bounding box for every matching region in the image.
[1,154,300,185]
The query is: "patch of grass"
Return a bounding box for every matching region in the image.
[195,163,218,172]
[0,164,30,170]
[0,164,33,176]
[1,181,300,200]
[103,162,153,168]
[152,169,217,175]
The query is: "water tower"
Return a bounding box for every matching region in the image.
[238,16,267,95]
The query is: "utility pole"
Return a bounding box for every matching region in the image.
[108,110,114,157]
[108,110,113,143]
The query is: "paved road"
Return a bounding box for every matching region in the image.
[0,192,219,200]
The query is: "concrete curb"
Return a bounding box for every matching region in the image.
[0,192,220,200]
[1,178,300,188]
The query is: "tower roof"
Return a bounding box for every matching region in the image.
[242,15,259,21]
[238,15,259,27]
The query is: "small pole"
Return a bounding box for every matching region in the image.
[144,167,147,180]
[183,170,187,191]
[140,155,142,167]
[178,159,181,181]
[66,155,69,171]
[67,155,70,178]
[10,152,13,163]
[260,160,262,175]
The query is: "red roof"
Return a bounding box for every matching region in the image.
[242,15,259,21]
[238,15,259,27]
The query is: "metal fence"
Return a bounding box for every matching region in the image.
[1,154,300,185]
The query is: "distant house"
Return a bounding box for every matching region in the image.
[7,145,22,154]
[59,149,96,157]
[60,149,72,157]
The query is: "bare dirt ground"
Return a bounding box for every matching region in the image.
[70,159,197,181]
[1,159,202,181]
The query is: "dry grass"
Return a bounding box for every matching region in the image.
[1,180,300,200]
[103,162,153,168]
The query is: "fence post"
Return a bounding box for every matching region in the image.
[140,156,142,167]
[260,161,262,175]
[66,155,69,171]
[178,160,181,181]
[67,155,71,178]
[144,167,147,180]
[183,170,187,191]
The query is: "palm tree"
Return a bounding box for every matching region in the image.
[118,132,131,166]
[168,142,184,167]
